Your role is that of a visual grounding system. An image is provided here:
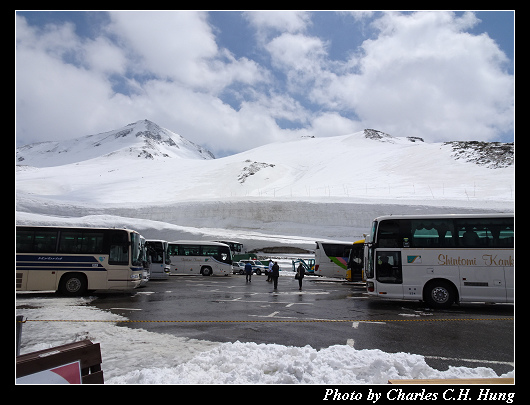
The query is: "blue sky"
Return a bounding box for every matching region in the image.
[15,11,514,157]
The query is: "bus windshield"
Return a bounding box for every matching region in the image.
[130,233,144,267]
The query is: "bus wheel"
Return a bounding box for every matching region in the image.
[59,273,88,296]
[202,267,212,276]
[423,280,455,309]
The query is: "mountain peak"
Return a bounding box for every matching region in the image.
[363,129,393,141]
[16,120,215,167]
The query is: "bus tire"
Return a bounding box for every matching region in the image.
[423,280,456,309]
[58,273,88,296]
[201,267,212,276]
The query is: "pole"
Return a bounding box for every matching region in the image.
[16,315,24,356]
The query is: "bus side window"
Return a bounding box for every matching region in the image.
[454,218,514,248]
[109,231,129,265]
[16,230,35,253]
[377,220,403,248]
[411,219,455,248]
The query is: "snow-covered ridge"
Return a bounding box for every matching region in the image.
[15,121,514,206]
[15,120,513,248]
[16,119,215,167]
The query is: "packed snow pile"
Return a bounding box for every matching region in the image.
[111,341,509,385]
[16,296,513,385]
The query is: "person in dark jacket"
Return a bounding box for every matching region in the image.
[296,262,305,291]
[271,262,280,290]
[245,262,253,282]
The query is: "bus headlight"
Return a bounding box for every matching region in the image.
[130,274,140,280]
[367,282,374,292]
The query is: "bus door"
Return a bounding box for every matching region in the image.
[374,249,403,298]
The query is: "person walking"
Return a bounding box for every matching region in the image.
[295,262,305,291]
[245,261,253,282]
[266,259,273,282]
[271,261,280,290]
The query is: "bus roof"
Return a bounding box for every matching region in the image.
[372,213,513,222]
[315,240,356,245]
[169,240,230,246]
[16,225,140,233]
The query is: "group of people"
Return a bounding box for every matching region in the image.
[244,260,305,291]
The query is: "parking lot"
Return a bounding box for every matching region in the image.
[90,272,514,375]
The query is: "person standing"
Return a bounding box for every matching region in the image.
[245,261,253,282]
[271,261,280,290]
[295,262,305,291]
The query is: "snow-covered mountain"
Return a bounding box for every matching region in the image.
[15,123,514,249]
[15,124,514,205]
[16,119,214,167]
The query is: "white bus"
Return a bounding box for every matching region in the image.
[168,241,232,276]
[314,241,355,278]
[16,226,145,295]
[146,240,171,279]
[364,214,514,308]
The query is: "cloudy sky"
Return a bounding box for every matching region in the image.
[15,10,514,157]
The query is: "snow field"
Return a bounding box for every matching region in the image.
[15,125,514,384]
[16,296,514,384]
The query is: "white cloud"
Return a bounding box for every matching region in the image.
[15,16,123,143]
[348,11,514,141]
[266,33,327,72]
[243,10,311,34]
[15,11,514,157]
[107,11,218,86]
[266,11,514,143]
[83,36,127,75]
[107,11,267,94]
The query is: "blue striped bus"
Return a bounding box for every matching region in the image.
[16,226,145,295]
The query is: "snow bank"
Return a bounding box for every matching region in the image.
[109,341,509,385]
[16,296,513,384]
[15,198,512,253]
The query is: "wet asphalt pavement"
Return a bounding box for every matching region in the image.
[89,273,514,375]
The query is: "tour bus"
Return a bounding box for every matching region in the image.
[214,240,251,262]
[314,241,356,278]
[146,239,171,279]
[346,239,365,282]
[168,240,232,276]
[364,214,514,308]
[16,225,145,295]
[214,240,244,255]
